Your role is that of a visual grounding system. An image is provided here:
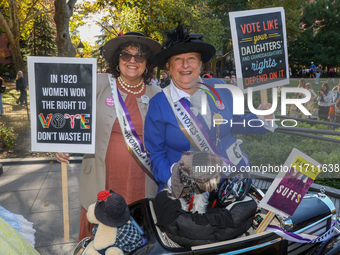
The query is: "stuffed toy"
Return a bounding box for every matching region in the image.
[171,151,222,213]
[153,151,257,247]
[85,190,143,255]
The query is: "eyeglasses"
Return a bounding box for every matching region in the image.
[119,52,146,63]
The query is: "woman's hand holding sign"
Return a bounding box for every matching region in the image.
[259,103,274,120]
[55,152,70,164]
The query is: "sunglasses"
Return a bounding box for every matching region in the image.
[119,52,146,63]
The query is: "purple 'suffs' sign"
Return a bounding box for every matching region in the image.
[258,149,321,217]
[267,167,314,215]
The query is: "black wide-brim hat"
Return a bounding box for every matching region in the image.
[94,190,130,228]
[103,32,161,63]
[152,25,216,69]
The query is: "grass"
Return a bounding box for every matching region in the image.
[224,76,340,188]
[0,80,55,158]
[236,121,340,187]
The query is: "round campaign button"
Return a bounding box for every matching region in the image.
[141,95,150,104]
[106,97,114,107]
[215,100,225,110]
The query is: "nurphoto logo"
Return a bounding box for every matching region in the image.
[200,84,312,128]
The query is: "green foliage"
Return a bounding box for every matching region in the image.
[71,1,99,37]
[154,0,224,52]
[316,178,340,190]
[0,0,54,72]
[26,14,57,56]
[247,0,305,44]
[0,125,16,148]
[240,124,340,166]
[208,0,248,52]
[73,0,225,54]
[289,0,340,68]
[236,122,340,187]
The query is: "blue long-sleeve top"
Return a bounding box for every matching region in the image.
[144,78,268,192]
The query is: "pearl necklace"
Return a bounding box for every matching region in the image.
[118,76,145,95]
[118,76,143,88]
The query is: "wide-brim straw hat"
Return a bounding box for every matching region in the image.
[103,32,161,63]
[152,25,216,69]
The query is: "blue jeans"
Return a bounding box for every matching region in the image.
[0,93,3,114]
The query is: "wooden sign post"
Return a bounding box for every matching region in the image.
[254,211,275,234]
[61,162,70,241]
[260,89,268,106]
[28,57,97,241]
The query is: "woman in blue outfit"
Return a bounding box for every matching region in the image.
[0,76,4,115]
[144,25,276,192]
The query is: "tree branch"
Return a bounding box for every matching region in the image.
[212,50,233,63]
[17,0,23,8]
[0,12,15,44]
[21,9,54,30]
[20,1,54,34]
[10,0,23,37]
[25,0,41,18]
[68,0,78,9]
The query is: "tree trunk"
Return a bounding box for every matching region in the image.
[0,1,26,75]
[54,0,77,57]
[9,41,26,75]
[211,51,233,78]
[0,0,54,81]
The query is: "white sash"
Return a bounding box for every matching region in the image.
[108,74,155,181]
[164,85,250,167]
[164,88,214,152]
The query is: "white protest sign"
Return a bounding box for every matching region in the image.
[28,56,97,154]
[229,7,289,93]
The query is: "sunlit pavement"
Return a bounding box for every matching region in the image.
[0,157,82,255]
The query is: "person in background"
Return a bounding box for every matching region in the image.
[309,62,315,79]
[231,75,236,84]
[317,83,333,121]
[151,73,159,86]
[289,78,306,117]
[16,71,27,105]
[55,32,161,241]
[297,78,307,97]
[331,83,340,105]
[159,70,171,88]
[297,66,303,78]
[328,104,335,123]
[0,76,4,115]
[305,83,317,117]
[335,97,340,124]
[328,67,335,84]
[315,64,322,84]
[201,72,211,78]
